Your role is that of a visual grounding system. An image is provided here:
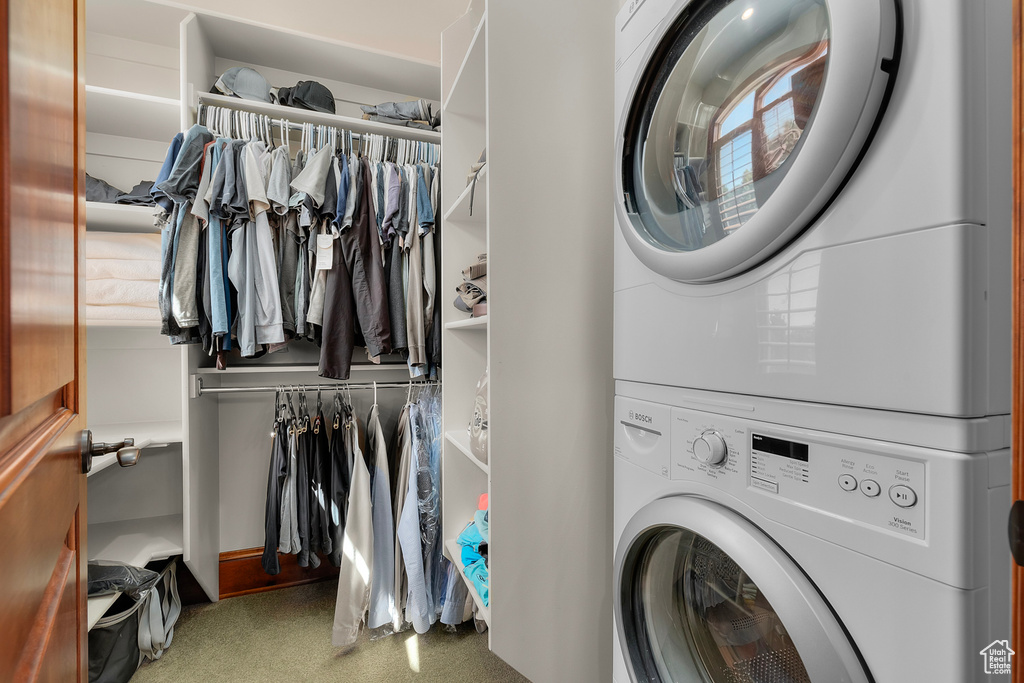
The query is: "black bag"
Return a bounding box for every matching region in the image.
[88,559,181,683]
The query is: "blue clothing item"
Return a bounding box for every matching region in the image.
[415,165,434,233]
[152,132,184,214]
[206,141,229,337]
[463,558,489,607]
[439,560,469,626]
[474,509,489,544]
[397,404,435,634]
[155,124,214,204]
[457,521,485,553]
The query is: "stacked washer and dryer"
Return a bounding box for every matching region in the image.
[612,0,1013,681]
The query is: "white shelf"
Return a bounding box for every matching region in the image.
[445,315,488,331]
[88,421,182,477]
[86,202,158,233]
[86,514,183,630]
[443,166,487,226]
[445,538,490,626]
[443,14,486,118]
[88,514,183,566]
[85,318,160,328]
[197,92,440,144]
[446,430,489,474]
[87,593,121,631]
[86,86,180,141]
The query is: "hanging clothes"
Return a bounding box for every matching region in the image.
[332,412,374,647]
[327,399,351,568]
[261,399,289,576]
[366,403,396,630]
[154,115,441,378]
[390,402,413,632]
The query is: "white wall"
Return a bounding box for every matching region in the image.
[487,0,616,681]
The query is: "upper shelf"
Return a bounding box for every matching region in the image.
[444,165,487,226]
[443,13,485,120]
[197,92,441,144]
[86,202,158,233]
[86,86,180,141]
[445,315,488,331]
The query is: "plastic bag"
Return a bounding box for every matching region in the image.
[88,560,159,600]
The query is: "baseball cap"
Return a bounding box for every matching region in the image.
[214,67,272,103]
[278,81,336,114]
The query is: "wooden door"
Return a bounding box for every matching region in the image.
[0,0,88,680]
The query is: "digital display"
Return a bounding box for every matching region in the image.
[751,433,809,462]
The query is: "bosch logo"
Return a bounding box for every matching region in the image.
[628,410,653,424]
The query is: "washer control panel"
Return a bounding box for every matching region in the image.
[668,405,927,540]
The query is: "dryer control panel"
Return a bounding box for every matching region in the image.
[668,406,927,540]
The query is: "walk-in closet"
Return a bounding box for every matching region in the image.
[77,0,614,681]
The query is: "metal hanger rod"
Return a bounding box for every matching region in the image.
[194,379,439,398]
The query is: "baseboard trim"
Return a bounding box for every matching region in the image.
[219,547,339,600]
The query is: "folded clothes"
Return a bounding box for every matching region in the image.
[362,114,436,131]
[114,181,157,206]
[85,304,160,323]
[360,99,431,122]
[86,174,125,203]
[86,258,161,282]
[86,279,159,307]
[86,232,161,261]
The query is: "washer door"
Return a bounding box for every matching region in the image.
[617,0,897,283]
[615,497,870,683]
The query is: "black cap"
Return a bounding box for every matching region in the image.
[278,81,336,114]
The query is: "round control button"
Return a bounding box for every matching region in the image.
[693,431,728,466]
[838,474,858,491]
[889,484,917,508]
[860,479,880,497]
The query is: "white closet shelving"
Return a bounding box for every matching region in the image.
[440,2,490,631]
[83,5,442,627]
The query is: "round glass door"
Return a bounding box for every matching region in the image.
[618,0,897,282]
[615,497,870,683]
[628,528,811,681]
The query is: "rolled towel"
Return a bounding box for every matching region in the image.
[86,279,159,308]
[85,305,160,323]
[86,258,161,282]
[86,232,161,261]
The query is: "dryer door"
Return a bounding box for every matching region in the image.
[617,0,897,283]
[615,497,869,683]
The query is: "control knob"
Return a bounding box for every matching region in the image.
[693,431,728,466]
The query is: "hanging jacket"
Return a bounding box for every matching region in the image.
[366,404,396,630]
[327,406,351,568]
[390,403,412,631]
[332,414,374,647]
[397,403,433,634]
[261,419,288,575]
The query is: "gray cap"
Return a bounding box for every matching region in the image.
[214,67,272,103]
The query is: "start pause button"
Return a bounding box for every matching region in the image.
[889,485,917,508]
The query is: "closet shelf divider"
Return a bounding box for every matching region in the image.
[197,92,441,143]
[442,13,486,118]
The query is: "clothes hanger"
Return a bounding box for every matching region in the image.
[372,381,377,408]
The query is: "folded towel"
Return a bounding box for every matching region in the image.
[86,232,161,261]
[86,279,159,308]
[86,304,160,323]
[86,258,161,282]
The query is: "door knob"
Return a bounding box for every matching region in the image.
[80,430,141,474]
